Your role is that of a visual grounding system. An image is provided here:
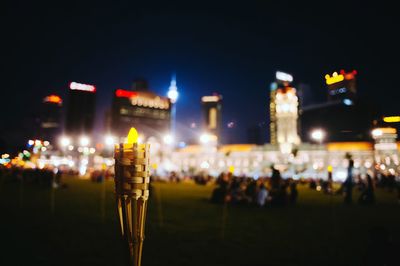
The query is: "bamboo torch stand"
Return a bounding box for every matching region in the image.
[114,140,150,266]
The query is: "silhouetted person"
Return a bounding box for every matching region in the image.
[344,159,354,204]
[289,180,298,204]
[358,174,375,205]
[269,166,284,206]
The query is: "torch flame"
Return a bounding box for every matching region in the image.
[126,127,139,144]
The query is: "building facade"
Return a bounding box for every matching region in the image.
[325,70,357,103]
[110,80,171,142]
[39,95,63,143]
[65,82,96,138]
[201,94,222,141]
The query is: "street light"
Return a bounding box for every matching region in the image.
[105,135,115,146]
[163,134,174,145]
[79,136,90,147]
[311,129,325,144]
[60,136,71,147]
[199,133,217,145]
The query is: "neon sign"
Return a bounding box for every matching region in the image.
[276,71,293,82]
[383,116,400,123]
[115,89,138,98]
[325,72,344,85]
[43,95,62,104]
[69,82,96,92]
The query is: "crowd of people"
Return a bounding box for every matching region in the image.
[209,163,400,207]
[0,166,66,188]
[210,166,298,207]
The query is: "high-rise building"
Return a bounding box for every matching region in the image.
[325,70,357,103]
[201,94,222,141]
[110,80,171,142]
[270,71,300,152]
[270,82,277,145]
[65,82,96,137]
[300,71,379,142]
[40,95,63,143]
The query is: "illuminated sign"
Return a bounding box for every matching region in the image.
[43,95,62,105]
[340,69,357,80]
[115,89,138,98]
[383,116,400,123]
[130,95,170,109]
[372,127,397,138]
[325,72,344,85]
[69,82,96,92]
[329,87,347,95]
[201,96,221,102]
[276,71,293,82]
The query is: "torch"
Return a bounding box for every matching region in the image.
[114,128,150,266]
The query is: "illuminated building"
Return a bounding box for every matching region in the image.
[39,94,63,143]
[372,127,399,173]
[300,71,379,142]
[270,82,277,144]
[201,94,222,142]
[166,141,391,181]
[325,70,357,103]
[65,82,96,137]
[110,80,171,142]
[269,71,300,152]
[167,75,179,140]
[276,87,301,153]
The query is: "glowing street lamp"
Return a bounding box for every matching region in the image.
[60,136,71,147]
[105,135,116,146]
[311,129,325,144]
[79,136,90,147]
[199,133,217,145]
[163,134,174,145]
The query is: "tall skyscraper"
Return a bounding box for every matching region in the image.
[110,79,171,142]
[65,82,96,137]
[40,95,63,143]
[201,94,222,141]
[325,70,357,103]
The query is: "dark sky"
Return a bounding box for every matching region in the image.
[2,0,399,147]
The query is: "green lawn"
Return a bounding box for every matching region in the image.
[1,177,399,266]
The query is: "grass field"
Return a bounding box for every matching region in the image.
[1,177,399,266]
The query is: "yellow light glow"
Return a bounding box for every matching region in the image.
[325,72,344,85]
[383,116,400,123]
[126,127,139,144]
[327,165,333,172]
[228,165,235,174]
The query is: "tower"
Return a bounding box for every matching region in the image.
[276,87,301,153]
[270,82,278,144]
[201,94,222,142]
[270,71,300,153]
[167,74,179,141]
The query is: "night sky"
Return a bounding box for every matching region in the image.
[2,1,399,148]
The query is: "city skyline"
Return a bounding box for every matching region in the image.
[2,1,398,148]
